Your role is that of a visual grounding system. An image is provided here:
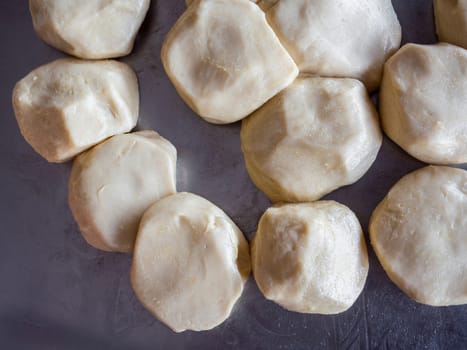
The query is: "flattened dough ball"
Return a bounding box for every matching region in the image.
[69,131,177,253]
[252,201,369,314]
[434,0,467,49]
[13,58,139,163]
[162,0,298,124]
[265,0,401,91]
[370,166,467,306]
[380,43,467,164]
[29,0,150,59]
[131,192,251,332]
[241,76,382,203]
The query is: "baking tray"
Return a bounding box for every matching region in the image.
[1,1,466,349]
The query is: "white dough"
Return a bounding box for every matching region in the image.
[380,43,467,164]
[265,0,401,91]
[131,192,251,332]
[241,76,382,203]
[434,0,467,49]
[13,58,139,163]
[162,0,298,124]
[69,131,177,253]
[370,166,467,306]
[252,201,369,314]
[29,0,150,59]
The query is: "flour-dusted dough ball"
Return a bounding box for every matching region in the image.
[131,192,251,332]
[434,0,467,49]
[69,131,176,253]
[241,76,382,203]
[265,0,401,91]
[29,0,150,59]
[252,201,368,314]
[13,58,139,163]
[380,44,467,164]
[162,0,298,124]
[370,166,467,306]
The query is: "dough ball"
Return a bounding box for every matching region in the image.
[252,201,368,314]
[131,192,251,332]
[29,0,150,59]
[370,166,467,306]
[241,76,382,203]
[380,43,467,164]
[434,0,467,49]
[161,0,298,124]
[13,58,139,163]
[265,0,401,91]
[69,131,176,253]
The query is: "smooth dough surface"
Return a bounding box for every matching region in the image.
[131,192,251,332]
[241,76,382,203]
[252,201,369,314]
[13,58,139,163]
[29,0,150,59]
[380,43,467,164]
[434,0,467,49]
[162,0,298,124]
[69,131,177,253]
[265,0,401,91]
[370,166,467,306]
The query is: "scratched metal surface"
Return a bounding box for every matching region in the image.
[1,1,466,349]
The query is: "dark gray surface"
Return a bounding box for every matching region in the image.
[1,1,466,349]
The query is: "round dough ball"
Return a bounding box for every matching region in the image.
[265,0,401,91]
[370,166,467,306]
[13,58,139,163]
[131,192,251,332]
[434,0,467,49]
[241,76,382,203]
[161,0,298,124]
[29,0,150,59]
[380,43,467,164]
[252,201,369,314]
[69,131,177,253]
